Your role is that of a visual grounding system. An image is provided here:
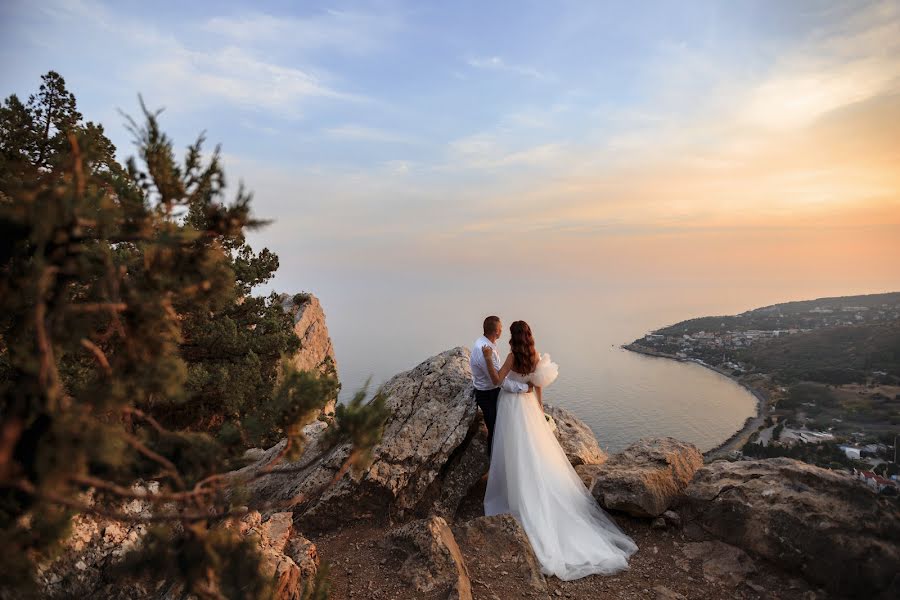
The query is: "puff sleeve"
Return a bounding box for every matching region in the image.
[529,353,559,388]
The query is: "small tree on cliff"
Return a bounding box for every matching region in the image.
[0,72,388,598]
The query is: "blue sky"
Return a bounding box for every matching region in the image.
[2,0,899,299]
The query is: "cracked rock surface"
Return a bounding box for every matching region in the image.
[680,457,900,598]
[243,347,478,530]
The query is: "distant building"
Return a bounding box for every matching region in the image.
[781,428,834,446]
[798,430,834,444]
[856,470,895,492]
[840,445,862,460]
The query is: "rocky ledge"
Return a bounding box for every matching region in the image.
[680,457,900,599]
[34,346,900,599]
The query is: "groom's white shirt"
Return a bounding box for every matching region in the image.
[471,336,529,393]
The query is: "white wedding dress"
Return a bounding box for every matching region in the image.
[484,354,638,580]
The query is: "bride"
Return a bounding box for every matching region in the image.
[483,320,638,580]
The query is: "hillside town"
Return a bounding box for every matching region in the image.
[625,293,900,497]
[642,295,900,360]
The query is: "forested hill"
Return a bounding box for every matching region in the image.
[739,321,900,383]
[654,292,900,336]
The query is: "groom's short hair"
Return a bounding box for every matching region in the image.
[483,316,501,336]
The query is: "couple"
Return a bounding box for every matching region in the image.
[471,316,638,581]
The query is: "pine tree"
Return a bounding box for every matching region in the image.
[0,72,389,598]
[28,71,82,168]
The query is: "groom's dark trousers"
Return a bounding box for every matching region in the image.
[473,386,501,456]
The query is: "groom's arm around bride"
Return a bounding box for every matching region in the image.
[470,316,529,455]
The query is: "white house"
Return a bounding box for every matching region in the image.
[840,445,862,460]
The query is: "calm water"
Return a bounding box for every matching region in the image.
[323,282,758,453]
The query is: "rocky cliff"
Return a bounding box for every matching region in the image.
[279,292,338,416]
[279,292,338,377]
[32,345,900,600]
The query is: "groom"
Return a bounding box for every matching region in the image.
[471,316,530,456]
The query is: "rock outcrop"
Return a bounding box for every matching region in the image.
[680,457,900,599]
[279,293,337,376]
[279,292,339,416]
[545,404,608,466]
[387,516,472,600]
[35,490,155,599]
[576,437,703,517]
[243,347,478,530]
[236,512,321,600]
[33,490,319,600]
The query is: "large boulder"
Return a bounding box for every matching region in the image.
[680,458,900,599]
[452,515,548,598]
[577,437,703,517]
[243,347,478,530]
[545,404,608,466]
[387,516,472,600]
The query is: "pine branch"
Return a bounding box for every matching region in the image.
[121,407,166,435]
[68,474,214,503]
[80,338,111,376]
[35,265,62,411]
[66,302,128,313]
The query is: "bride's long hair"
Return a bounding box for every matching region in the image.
[509,320,538,374]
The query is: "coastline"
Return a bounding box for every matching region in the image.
[621,343,768,461]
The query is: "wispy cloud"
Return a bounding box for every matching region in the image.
[447,132,566,170]
[738,2,900,131]
[29,0,367,117]
[202,9,403,55]
[324,124,417,144]
[466,56,549,80]
[140,46,363,117]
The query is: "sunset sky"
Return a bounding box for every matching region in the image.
[2,0,898,303]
